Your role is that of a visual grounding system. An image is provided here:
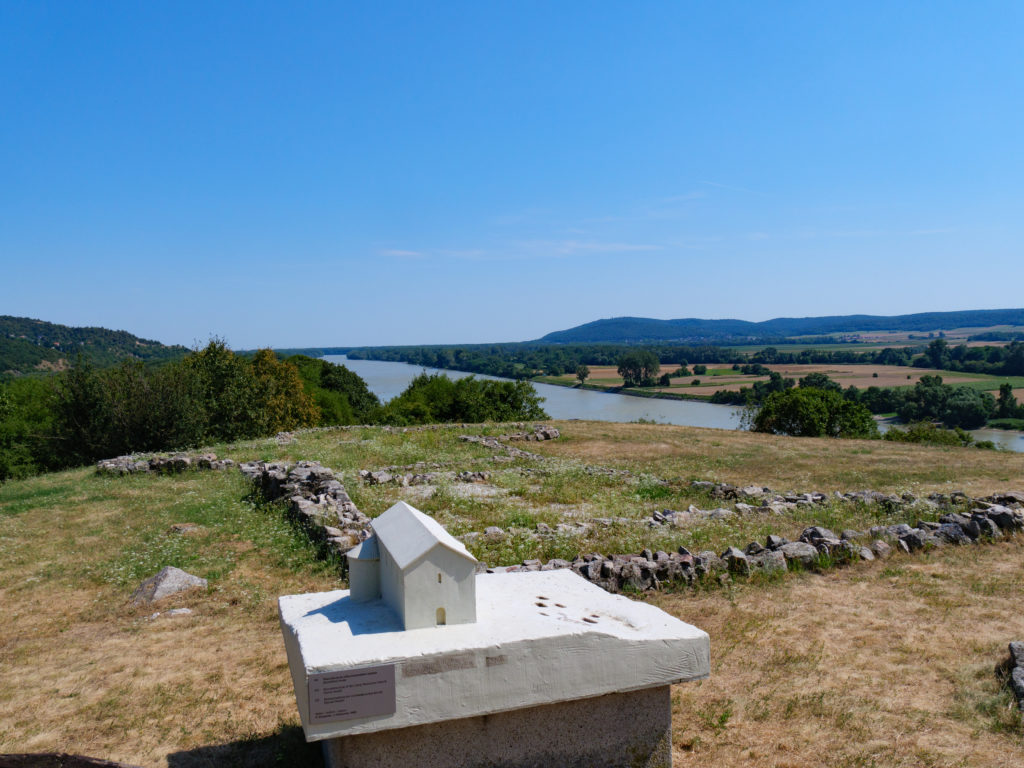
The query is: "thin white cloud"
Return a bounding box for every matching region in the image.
[380,249,425,258]
[700,180,767,196]
[437,248,488,260]
[659,192,705,203]
[910,228,956,236]
[521,239,662,256]
[793,228,886,240]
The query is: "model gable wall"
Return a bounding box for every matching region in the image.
[402,547,477,629]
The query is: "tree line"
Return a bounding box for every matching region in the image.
[0,344,548,482]
[715,368,1021,431]
[346,339,1024,380]
[745,373,1017,447]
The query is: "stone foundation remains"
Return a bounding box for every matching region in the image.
[94,428,1023,595]
[999,641,1024,715]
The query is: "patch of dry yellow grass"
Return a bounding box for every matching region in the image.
[0,470,336,766]
[534,421,1024,495]
[661,540,1024,767]
[2,425,1023,767]
[553,362,1005,398]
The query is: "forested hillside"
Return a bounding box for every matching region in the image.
[0,315,188,375]
[538,309,1024,344]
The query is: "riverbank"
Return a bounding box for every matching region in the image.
[327,355,1024,452]
[531,375,712,403]
[324,355,744,431]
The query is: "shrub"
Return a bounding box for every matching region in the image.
[883,422,996,449]
[751,388,879,439]
[379,373,547,425]
[48,342,324,466]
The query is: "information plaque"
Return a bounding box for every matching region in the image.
[308,664,397,724]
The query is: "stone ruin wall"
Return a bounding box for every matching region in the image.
[96,426,1024,595]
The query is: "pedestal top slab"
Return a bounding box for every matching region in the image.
[280,570,709,741]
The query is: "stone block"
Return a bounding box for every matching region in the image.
[322,686,672,768]
[130,566,207,605]
[279,571,709,742]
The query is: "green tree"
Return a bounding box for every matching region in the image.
[181,340,263,441]
[285,355,355,426]
[52,356,115,464]
[752,388,879,439]
[692,364,707,376]
[617,349,660,387]
[575,364,590,386]
[925,338,951,369]
[251,349,320,433]
[798,372,842,392]
[381,374,547,425]
[940,386,993,429]
[0,379,59,481]
[996,382,1019,418]
[897,375,947,423]
[317,358,381,421]
[1002,342,1024,376]
[52,356,207,462]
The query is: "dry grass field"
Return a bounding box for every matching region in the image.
[837,326,1021,345]
[1,421,1022,767]
[0,470,330,767]
[671,363,984,394]
[545,363,1015,399]
[665,542,1024,768]
[527,421,1024,495]
[985,387,1024,401]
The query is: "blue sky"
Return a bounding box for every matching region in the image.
[1,2,1022,348]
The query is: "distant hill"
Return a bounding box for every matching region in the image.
[537,309,1024,344]
[0,315,188,376]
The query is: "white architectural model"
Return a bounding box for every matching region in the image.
[279,499,710,767]
[346,501,477,630]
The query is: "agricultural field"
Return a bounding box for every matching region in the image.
[1,421,1022,766]
[541,364,1024,400]
[725,325,1023,353]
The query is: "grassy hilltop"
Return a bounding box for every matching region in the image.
[1,420,1022,767]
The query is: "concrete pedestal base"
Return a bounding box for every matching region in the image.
[322,685,672,768]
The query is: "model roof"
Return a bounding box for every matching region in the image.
[371,501,476,570]
[345,536,379,560]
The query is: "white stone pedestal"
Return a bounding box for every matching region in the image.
[323,685,673,768]
[279,570,709,767]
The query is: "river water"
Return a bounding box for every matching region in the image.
[324,355,1024,453]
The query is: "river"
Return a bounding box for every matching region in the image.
[324,355,1024,453]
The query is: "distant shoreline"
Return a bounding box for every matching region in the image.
[531,377,715,404]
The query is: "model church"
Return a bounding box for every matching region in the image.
[346,501,478,630]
